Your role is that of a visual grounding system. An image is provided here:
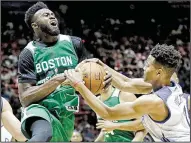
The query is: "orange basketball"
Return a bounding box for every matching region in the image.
[80,62,106,95]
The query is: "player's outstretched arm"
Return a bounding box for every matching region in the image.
[96,119,144,131]
[18,73,66,107]
[94,130,105,142]
[1,98,26,141]
[96,91,144,131]
[103,64,152,94]
[76,58,152,94]
[64,69,165,121]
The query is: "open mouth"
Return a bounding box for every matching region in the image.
[50,20,57,26]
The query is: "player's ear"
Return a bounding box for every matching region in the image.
[156,68,162,75]
[31,22,38,29]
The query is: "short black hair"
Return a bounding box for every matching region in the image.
[25,2,48,29]
[150,44,181,69]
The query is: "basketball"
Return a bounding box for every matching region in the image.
[79,62,106,95]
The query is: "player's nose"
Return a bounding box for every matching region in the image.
[49,16,55,20]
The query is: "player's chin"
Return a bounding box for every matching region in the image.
[49,28,60,36]
[143,76,149,83]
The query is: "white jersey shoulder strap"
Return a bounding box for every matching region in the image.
[59,34,71,42]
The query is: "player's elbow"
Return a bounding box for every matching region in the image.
[19,93,30,107]
[100,107,116,121]
[133,120,144,131]
[13,130,26,141]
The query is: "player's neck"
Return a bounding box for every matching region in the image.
[153,79,171,91]
[100,86,114,101]
[39,34,59,44]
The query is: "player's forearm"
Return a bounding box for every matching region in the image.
[105,65,129,82]
[114,119,144,131]
[19,75,66,107]
[77,83,138,120]
[77,83,113,120]
[105,65,152,94]
[132,130,147,142]
[111,75,126,90]
[123,78,152,94]
[112,77,151,94]
[2,112,26,141]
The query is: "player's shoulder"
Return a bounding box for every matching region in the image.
[19,41,35,59]
[22,41,36,54]
[119,90,137,102]
[154,85,174,103]
[70,35,82,42]
[59,34,82,43]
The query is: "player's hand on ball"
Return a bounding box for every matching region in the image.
[61,79,71,86]
[64,69,84,90]
[76,58,105,71]
[103,69,112,91]
[83,58,105,67]
[96,120,116,132]
[54,73,67,83]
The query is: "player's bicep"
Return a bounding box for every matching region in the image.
[109,102,140,120]
[119,91,137,103]
[112,94,162,120]
[132,94,163,114]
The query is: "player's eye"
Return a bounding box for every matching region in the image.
[51,13,55,17]
[43,13,49,17]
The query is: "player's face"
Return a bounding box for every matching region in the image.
[32,9,60,36]
[143,55,160,84]
[70,132,82,142]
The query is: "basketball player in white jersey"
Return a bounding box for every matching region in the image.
[96,72,187,142]
[1,97,26,142]
[64,44,190,142]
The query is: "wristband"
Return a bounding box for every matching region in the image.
[73,81,83,87]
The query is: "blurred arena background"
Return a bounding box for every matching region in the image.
[1,1,190,141]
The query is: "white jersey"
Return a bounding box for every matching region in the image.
[1,124,12,142]
[142,81,190,142]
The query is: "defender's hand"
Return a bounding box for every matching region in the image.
[102,69,112,91]
[64,69,84,90]
[96,120,117,132]
[76,58,105,71]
